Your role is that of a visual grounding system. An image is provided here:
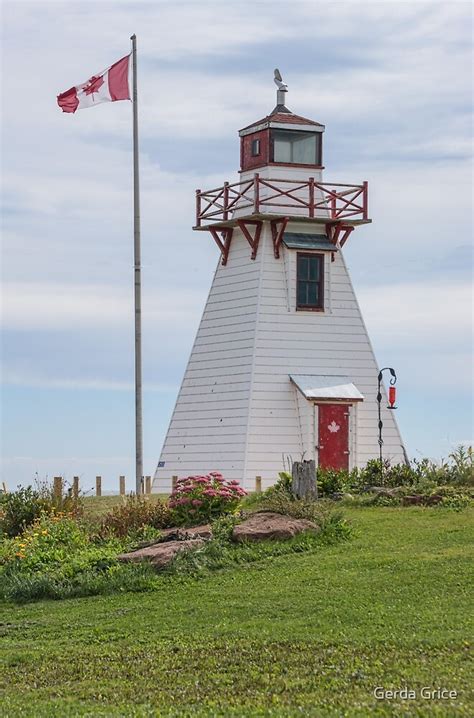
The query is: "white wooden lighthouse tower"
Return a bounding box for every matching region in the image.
[153,73,405,492]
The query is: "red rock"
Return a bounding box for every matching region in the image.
[425,495,443,505]
[402,495,424,506]
[118,538,204,570]
[159,524,212,541]
[232,512,319,543]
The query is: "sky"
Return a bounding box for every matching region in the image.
[1,0,472,493]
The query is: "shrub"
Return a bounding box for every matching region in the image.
[448,445,473,485]
[169,473,247,525]
[0,487,52,538]
[0,481,82,538]
[96,495,172,540]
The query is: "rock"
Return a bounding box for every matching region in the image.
[135,524,212,549]
[160,524,212,541]
[424,494,443,506]
[402,495,424,506]
[232,512,320,543]
[364,487,399,498]
[118,538,204,570]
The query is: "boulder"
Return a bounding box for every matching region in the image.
[159,524,212,541]
[118,538,204,570]
[424,494,444,506]
[402,495,424,506]
[232,512,319,543]
[134,524,212,549]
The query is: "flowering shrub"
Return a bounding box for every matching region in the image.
[169,473,247,525]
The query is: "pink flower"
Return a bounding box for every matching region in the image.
[192,499,203,507]
[214,477,226,483]
[203,489,218,497]
[181,485,194,493]
[194,477,209,484]
[209,471,223,478]
[229,480,240,486]
[177,497,190,506]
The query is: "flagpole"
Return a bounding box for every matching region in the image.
[130,34,143,495]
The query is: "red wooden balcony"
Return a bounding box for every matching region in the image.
[194,173,369,229]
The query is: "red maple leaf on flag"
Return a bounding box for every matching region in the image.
[83,74,104,96]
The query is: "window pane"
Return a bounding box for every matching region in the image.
[293,134,316,164]
[274,137,292,162]
[308,256,320,281]
[273,130,318,164]
[297,282,307,306]
[307,282,317,305]
[298,255,309,279]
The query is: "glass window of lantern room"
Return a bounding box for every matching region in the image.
[296,252,324,310]
[273,130,319,164]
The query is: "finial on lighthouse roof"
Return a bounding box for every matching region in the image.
[273,68,291,114]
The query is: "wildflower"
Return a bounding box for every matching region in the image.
[192,499,203,507]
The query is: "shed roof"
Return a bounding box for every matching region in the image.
[283,233,336,251]
[290,375,364,402]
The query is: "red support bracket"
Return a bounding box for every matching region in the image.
[270,217,289,259]
[327,222,354,248]
[237,219,263,260]
[209,227,233,266]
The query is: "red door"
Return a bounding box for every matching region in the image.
[318,404,350,470]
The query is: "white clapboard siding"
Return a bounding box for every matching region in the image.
[153,220,405,492]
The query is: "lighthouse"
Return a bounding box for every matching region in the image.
[153,72,405,492]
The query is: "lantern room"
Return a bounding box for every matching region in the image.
[239,111,324,173]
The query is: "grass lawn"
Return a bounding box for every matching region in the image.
[0,506,472,717]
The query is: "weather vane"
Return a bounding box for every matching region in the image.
[274,68,289,109]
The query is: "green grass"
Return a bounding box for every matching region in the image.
[0,507,472,717]
[82,494,167,519]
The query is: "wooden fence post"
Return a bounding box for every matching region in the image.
[172,476,178,491]
[140,476,144,495]
[255,476,262,493]
[291,460,318,500]
[72,476,79,499]
[2,481,8,493]
[119,475,126,496]
[53,476,63,500]
[145,475,151,494]
[95,476,102,497]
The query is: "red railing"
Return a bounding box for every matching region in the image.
[195,174,368,226]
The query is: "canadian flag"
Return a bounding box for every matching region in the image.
[57,55,130,113]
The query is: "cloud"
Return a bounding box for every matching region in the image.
[1,1,472,484]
